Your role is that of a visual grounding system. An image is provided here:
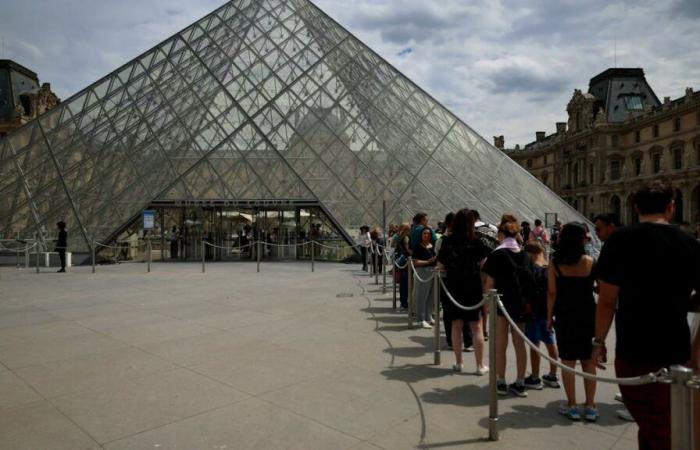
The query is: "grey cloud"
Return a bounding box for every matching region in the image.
[669,0,700,17]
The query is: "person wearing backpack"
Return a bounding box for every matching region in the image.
[438,209,490,374]
[523,241,560,390]
[547,222,598,421]
[483,215,535,397]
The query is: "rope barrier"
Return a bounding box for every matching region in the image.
[688,377,700,390]
[409,259,436,284]
[94,241,146,251]
[438,277,487,311]
[393,257,408,269]
[495,299,664,386]
[0,242,38,252]
[312,241,360,251]
[202,241,255,251]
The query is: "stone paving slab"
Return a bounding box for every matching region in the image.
[0,263,636,449]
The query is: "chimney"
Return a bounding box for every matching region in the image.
[535,131,546,142]
[664,96,671,104]
[686,87,694,97]
[515,144,521,150]
[493,135,505,149]
[556,122,567,134]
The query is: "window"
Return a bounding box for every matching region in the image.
[673,148,683,170]
[611,134,619,147]
[544,154,548,165]
[542,172,549,185]
[610,160,621,180]
[526,159,533,168]
[653,153,661,173]
[674,117,681,132]
[634,157,642,176]
[589,164,594,184]
[653,124,659,138]
[697,143,700,166]
[635,130,640,143]
[623,95,644,111]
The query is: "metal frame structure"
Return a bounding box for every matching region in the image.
[0,0,589,252]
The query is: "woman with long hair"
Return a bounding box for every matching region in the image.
[547,222,598,421]
[483,215,532,397]
[438,209,490,373]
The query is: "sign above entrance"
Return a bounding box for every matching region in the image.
[143,210,155,230]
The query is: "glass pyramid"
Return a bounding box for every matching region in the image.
[0,0,587,252]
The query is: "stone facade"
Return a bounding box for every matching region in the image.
[0,60,60,138]
[503,69,700,226]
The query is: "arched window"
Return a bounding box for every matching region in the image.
[610,195,622,219]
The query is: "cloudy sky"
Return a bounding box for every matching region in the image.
[1,0,699,147]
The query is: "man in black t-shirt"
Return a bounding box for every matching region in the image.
[594,181,700,450]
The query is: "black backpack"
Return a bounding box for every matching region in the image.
[503,250,538,307]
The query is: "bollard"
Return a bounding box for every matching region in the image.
[147,240,152,273]
[392,254,397,309]
[201,241,205,273]
[670,365,694,450]
[91,240,96,274]
[257,240,261,273]
[433,271,441,365]
[407,258,414,329]
[311,241,316,272]
[488,289,499,441]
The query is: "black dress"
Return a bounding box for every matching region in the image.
[438,235,489,323]
[552,263,596,361]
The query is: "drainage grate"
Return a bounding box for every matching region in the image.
[336,293,354,298]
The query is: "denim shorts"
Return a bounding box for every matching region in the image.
[525,319,556,345]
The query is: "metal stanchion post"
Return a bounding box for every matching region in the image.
[91,240,96,274]
[670,365,693,450]
[382,248,387,294]
[392,254,397,309]
[407,257,414,329]
[201,241,205,273]
[311,241,315,273]
[488,289,499,441]
[374,244,379,285]
[257,240,261,273]
[35,234,40,274]
[147,240,152,273]
[433,271,441,365]
[24,245,29,269]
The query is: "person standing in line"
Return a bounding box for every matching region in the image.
[593,213,622,243]
[412,227,436,329]
[55,221,68,273]
[483,215,534,397]
[472,209,498,340]
[593,212,633,422]
[370,227,384,274]
[521,222,532,243]
[395,223,412,310]
[531,219,550,244]
[523,241,560,390]
[435,212,473,352]
[438,209,489,374]
[594,181,700,450]
[169,225,180,259]
[358,225,371,271]
[547,223,598,421]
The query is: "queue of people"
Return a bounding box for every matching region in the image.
[375,180,699,450]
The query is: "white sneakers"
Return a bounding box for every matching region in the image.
[475,366,489,376]
[418,320,432,329]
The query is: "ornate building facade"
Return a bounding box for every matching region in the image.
[0,60,60,137]
[502,68,700,225]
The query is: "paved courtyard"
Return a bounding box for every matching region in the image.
[0,262,637,449]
